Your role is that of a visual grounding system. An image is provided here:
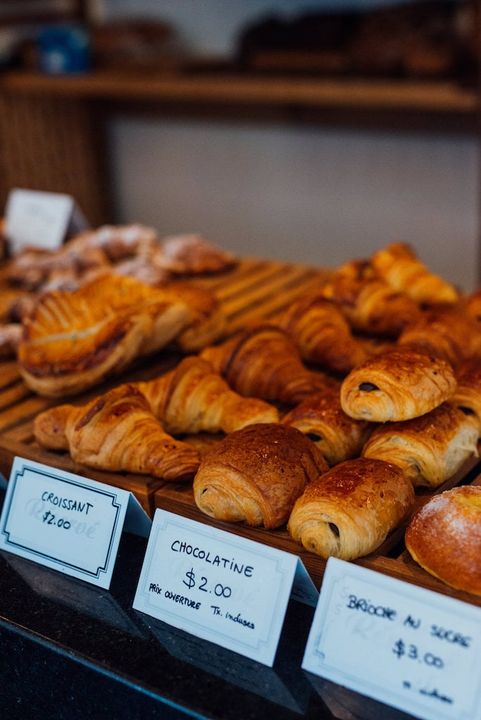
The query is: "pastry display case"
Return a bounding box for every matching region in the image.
[1,230,481,719]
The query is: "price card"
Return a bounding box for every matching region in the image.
[302,558,481,720]
[5,188,88,253]
[0,457,151,589]
[133,509,316,666]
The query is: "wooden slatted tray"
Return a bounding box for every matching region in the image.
[0,256,480,606]
[0,257,327,513]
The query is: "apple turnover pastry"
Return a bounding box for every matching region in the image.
[288,458,414,560]
[18,274,192,397]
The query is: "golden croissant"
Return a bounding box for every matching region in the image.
[18,274,192,397]
[276,294,367,373]
[399,307,481,368]
[200,325,331,406]
[136,356,279,434]
[320,270,421,337]
[34,384,200,481]
[371,242,459,305]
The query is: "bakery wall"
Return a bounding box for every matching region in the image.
[99,0,480,290]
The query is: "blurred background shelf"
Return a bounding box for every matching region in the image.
[0,70,478,130]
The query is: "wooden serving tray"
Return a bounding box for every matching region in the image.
[0,256,480,606]
[0,257,326,512]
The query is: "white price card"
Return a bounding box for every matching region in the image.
[0,457,151,589]
[133,509,317,666]
[5,188,88,253]
[302,558,481,720]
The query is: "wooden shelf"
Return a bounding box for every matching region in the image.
[0,70,478,126]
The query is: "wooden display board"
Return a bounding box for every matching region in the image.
[0,257,480,607]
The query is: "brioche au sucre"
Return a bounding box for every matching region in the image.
[405,487,481,596]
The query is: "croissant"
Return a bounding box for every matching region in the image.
[363,403,478,488]
[283,384,371,466]
[200,325,331,406]
[288,458,414,560]
[18,274,192,397]
[136,356,279,434]
[398,307,481,368]
[276,295,367,373]
[340,347,456,422]
[0,323,22,359]
[193,423,328,529]
[371,242,459,305]
[406,488,481,596]
[152,282,225,352]
[33,384,200,481]
[452,359,481,432]
[320,271,421,337]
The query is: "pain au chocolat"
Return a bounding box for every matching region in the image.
[283,383,371,466]
[193,423,328,529]
[363,403,478,488]
[405,487,481,596]
[340,348,456,422]
[288,457,413,560]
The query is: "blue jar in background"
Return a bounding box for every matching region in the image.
[38,25,90,75]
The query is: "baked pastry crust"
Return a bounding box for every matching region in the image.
[288,457,413,560]
[340,348,456,421]
[153,282,225,352]
[399,307,481,368]
[452,359,481,432]
[320,266,421,337]
[363,403,478,487]
[405,487,481,596]
[277,294,367,373]
[200,325,332,406]
[283,384,371,466]
[18,274,192,397]
[136,356,279,435]
[371,242,459,304]
[34,384,200,481]
[193,423,328,529]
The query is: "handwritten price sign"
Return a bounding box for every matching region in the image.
[0,457,149,588]
[133,510,300,665]
[303,559,481,720]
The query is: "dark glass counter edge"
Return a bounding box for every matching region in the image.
[0,488,414,720]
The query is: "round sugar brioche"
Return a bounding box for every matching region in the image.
[405,487,481,596]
